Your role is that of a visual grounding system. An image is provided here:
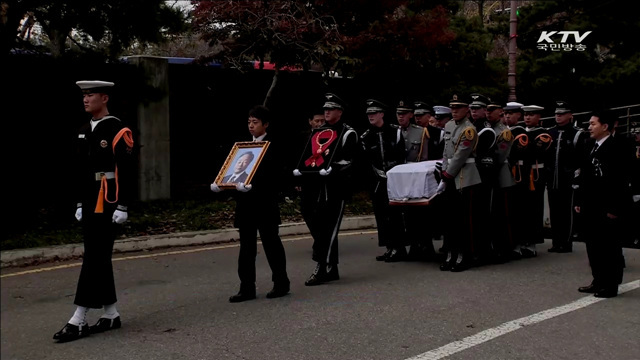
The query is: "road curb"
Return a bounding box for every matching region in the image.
[1,215,376,269]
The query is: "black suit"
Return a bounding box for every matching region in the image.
[223,171,249,184]
[233,134,289,291]
[575,136,631,290]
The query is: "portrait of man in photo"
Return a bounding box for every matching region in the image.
[223,151,255,184]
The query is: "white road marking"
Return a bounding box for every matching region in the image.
[0,230,377,278]
[405,280,640,360]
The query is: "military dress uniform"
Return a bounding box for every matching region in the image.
[360,100,407,260]
[392,107,444,260]
[490,118,516,262]
[439,95,481,271]
[75,114,135,309]
[299,93,358,285]
[520,106,553,256]
[545,102,588,252]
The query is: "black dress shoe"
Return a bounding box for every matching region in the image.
[53,323,90,343]
[521,248,537,258]
[548,247,559,253]
[578,283,601,293]
[450,260,472,272]
[229,291,257,303]
[384,248,407,263]
[594,288,618,298]
[376,248,392,261]
[439,261,453,271]
[555,246,572,253]
[90,317,121,333]
[305,263,328,286]
[266,284,290,299]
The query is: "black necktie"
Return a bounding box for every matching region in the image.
[591,143,599,154]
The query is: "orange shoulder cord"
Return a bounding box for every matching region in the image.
[417,127,430,161]
[512,134,528,184]
[94,128,134,213]
[528,133,552,191]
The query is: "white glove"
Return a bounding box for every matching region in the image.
[293,169,302,176]
[319,166,332,176]
[436,181,447,194]
[210,182,221,192]
[112,210,128,224]
[75,207,82,222]
[236,182,252,192]
[633,195,640,203]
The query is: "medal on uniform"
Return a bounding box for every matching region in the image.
[305,129,337,168]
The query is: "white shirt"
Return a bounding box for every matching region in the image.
[253,133,267,142]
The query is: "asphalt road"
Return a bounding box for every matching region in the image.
[2,231,639,360]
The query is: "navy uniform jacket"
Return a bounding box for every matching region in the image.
[546,123,588,190]
[233,134,281,228]
[76,116,135,210]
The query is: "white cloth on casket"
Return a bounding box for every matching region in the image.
[387,160,439,201]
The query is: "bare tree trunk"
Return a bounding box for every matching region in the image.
[508,0,518,101]
[263,68,279,108]
[477,0,484,22]
[47,28,68,57]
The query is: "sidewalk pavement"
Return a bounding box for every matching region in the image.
[1,216,376,269]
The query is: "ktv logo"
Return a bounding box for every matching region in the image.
[537,31,592,52]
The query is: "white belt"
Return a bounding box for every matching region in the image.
[516,160,524,165]
[532,163,544,169]
[465,158,476,164]
[95,172,116,181]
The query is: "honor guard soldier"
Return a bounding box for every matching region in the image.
[436,94,481,272]
[486,100,516,263]
[393,100,443,261]
[503,102,524,127]
[469,93,497,264]
[433,105,452,129]
[520,105,553,257]
[54,80,135,343]
[504,102,529,258]
[359,99,407,262]
[545,101,588,253]
[298,93,359,286]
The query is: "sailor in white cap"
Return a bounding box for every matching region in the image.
[54,80,135,343]
[517,104,552,258]
[503,102,524,127]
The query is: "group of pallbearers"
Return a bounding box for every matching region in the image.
[358,92,637,298]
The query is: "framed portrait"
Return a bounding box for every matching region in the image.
[214,141,270,188]
[295,126,346,174]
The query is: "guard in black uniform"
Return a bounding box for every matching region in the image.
[469,93,497,264]
[359,99,407,261]
[545,101,588,253]
[297,93,359,286]
[54,80,135,343]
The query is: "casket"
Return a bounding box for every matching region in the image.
[387,160,440,205]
